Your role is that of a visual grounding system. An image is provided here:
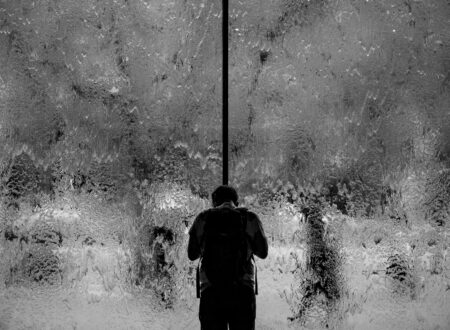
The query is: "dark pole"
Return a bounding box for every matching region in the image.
[222,0,229,185]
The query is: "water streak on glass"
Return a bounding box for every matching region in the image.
[229,0,450,328]
[0,0,449,329]
[0,0,221,328]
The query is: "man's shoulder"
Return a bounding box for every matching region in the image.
[197,208,213,217]
[193,209,214,224]
[189,209,210,236]
[195,206,260,223]
[236,207,259,220]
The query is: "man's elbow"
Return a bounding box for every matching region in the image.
[188,250,199,261]
[254,243,268,259]
[259,246,268,259]
[253,232,269,259]
[187,242,200,261]
[255,251,268,259]
[261,249,269,259]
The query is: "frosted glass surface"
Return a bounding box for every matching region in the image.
[229,0,450,329]
[229,0,450,195]
[0,0,222,189]
[0,0,449,329]
[0,0,222,328]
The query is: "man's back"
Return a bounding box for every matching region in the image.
[201,206,248,289]
[188,187,268,330]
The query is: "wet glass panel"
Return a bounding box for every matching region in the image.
[230,0,450,328]
[0,0,221,327]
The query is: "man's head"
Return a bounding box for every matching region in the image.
[211,185,239,207]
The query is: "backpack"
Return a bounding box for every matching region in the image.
[202,207,247,286]
[195,207,259,297]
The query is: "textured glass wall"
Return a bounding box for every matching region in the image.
[0,0,222,190]
[0,0,221,328]
[230,0,450,329]
[0,0,449,329]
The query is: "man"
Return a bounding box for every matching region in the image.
[188,185,268,330]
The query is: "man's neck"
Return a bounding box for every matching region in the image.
[216,201,235,208]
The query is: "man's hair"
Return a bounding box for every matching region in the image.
[211,185,239,207]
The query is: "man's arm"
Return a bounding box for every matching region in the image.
[187,216,201,261]
[248,212,269,259]
[188,234,200,261]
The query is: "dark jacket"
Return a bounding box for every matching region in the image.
[188,201,268,292]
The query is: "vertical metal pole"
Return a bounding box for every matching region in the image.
[222,0,229,185]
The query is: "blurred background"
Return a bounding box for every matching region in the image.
[0,0,449,329]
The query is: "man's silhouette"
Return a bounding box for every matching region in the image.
[188,185,268,330]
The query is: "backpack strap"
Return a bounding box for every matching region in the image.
[241,209,258,296]
[252,255,258,295]
[196,262,201,298]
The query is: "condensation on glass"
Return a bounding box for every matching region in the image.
[0,0,221,328]
[0,0,449,329]
[229,0,450,329]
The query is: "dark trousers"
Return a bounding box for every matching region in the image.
[199,284,256,330]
